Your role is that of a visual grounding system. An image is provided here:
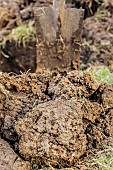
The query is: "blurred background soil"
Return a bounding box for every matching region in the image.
[0,0,113,73]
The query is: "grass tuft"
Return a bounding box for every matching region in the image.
[87,66,113,84]
[0,20,36,49]
[9,21,36,46]
[87,146,113,170]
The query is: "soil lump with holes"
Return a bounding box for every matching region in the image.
[0,70,113,167]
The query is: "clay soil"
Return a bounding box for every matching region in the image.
[0,70,113,169]
[0,0,113,170]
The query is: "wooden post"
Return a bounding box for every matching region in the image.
[34,0,83,72]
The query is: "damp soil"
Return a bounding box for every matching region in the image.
[0,70,113,169]
[0,1,113,169]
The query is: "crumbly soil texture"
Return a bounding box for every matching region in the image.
[0,0,113,169]
[0,70,113,169]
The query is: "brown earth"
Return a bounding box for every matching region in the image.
[0,138,31,170]
[82,8,113,70]
[0,70,113,168]
[0,0,37,73]
[0,1,113,169]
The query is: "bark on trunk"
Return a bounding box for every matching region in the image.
[34,0,84,72]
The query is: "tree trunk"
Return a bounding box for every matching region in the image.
[34,0,84,72]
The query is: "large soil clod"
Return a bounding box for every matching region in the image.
[15,97,87,166]
[0,70,113,167]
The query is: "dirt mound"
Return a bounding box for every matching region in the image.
[0,138,31,170]
[0,71,52,147]
[0,70,113,167]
